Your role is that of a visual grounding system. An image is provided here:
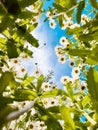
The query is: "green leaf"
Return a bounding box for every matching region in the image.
[24,33,39,47]
[16,24,26,35]
[60,105,75,130]
[41,89,67,98]
[0,97,14,107]
[68,49,91,57]
[19,0,37,8]
[0,14,14,32]
[0,71,13,95]
[14,89,38,100]
[76,0,85,24]
[7,39,19,58]
[87,68,98,112]
[18,10,36,19]
[36,75,44,92]
[67,48,98,65]
[89,0,98,9]
[53,3,66,12]
[54,0,77,16]
[22,76,35,87]
[79,31,98,42]
[46,106,60,113]
[58,15,63,28]
[82,94,91,108]
[35,104,63,130]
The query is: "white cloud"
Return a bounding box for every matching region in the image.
[29,22,55,75]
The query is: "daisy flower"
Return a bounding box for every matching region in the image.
[49,19,56,29]
[41,82,51,92]
[58,55,66,64]
[71,67,80,79]
[59,36,69,47]
[33,69,41,78]
[60,76,70,85]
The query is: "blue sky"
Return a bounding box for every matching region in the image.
[25,0,94,88]
[29,0,72,88]
[31,15,72,88]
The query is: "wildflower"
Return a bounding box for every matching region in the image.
[69,61,75,67]
[71,23,80,29]
[42,97,59,108]
[20,66,27,74]
[33,69,41,78]
[55,45,63,56]
[80,81,87,90]
[41,82,51,91]
[31,16,39,24]
[61,20,67,30]
[20,53,29,59]
[59,36,69,47]
[81,14,91,25]
[36,121,47,130]
[30,108,38,116]
[29,121,37,130]
[49,19,56,29]
[46,11,52,18]
[66,20,73,29]
[9,58,21,67]
[8,121,16,130]
[71,67,80,79]
[68,77,75,84]
[51,84,57,89]
[58,55,66,64]
[60,76,70,85]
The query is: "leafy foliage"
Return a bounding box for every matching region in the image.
[76,0,85,23]
[0,0,98,130]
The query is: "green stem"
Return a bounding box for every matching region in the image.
[5,97,39,122]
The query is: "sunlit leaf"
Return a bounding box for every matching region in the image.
[14,89,38,100]
[87,68,98,112]
[24,33,39,47]
[36,75,44,92]
[35,104,63,130]
[41,89,67,98]
[60,105,75,130]
[22,76,35,87]
[82,94,91,108]
[0,71,13,95]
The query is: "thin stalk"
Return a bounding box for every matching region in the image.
[83,112,97,125]
[5,97,39,122]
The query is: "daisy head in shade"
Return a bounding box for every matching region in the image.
[49,19,56,29]
[71,67,81,79]
[58,55,66,64]
[59,36,69,47]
